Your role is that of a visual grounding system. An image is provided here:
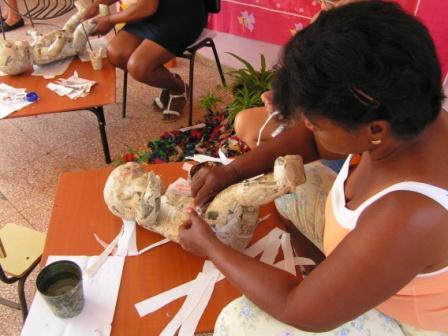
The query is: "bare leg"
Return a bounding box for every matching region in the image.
[107,30,143,71]
[279,216,325,274]
[4,0,21,25]
[126,39,183,94]
[234,107,282,149]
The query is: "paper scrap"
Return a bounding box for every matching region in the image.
[166,178,192,197]
[0,83,34,118]
[134,228,314,336]
[47,72,96,99]
[32,57,74,79]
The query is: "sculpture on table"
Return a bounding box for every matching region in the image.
[103,156,306,250]
[0,1,96,75]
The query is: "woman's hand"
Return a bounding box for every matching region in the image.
[261,90,274,114]
[90,15,114,36]
[83,4,99,20]
[191,164,240,207]
[178,208,218,257]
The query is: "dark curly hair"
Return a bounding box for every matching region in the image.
[272,0,444,139]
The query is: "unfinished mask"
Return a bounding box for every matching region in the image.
[104,156,306,250]
[0,1,96,74]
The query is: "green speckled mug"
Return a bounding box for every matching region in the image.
[36,260,84,319]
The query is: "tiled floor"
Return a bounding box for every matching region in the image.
[0,9,226,336]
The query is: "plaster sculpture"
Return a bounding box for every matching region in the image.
[0,1,96,74]
[104,156,306,250]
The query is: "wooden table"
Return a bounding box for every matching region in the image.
[42,162,286,335]
[0,58,116,163]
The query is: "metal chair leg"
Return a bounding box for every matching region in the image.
[188,50,196,126]
[18,276,29,322]
[122,70,128,118]
[209,39,226,86]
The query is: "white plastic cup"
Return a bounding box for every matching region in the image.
[89,48,103,71]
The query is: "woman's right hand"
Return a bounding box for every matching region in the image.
[83,4,99,20]
[191,164,240,207]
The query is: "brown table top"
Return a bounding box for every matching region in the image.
[1,57,116,118]
[43,162,286,335]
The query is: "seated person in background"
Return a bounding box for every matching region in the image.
[235,0,353,172]
[182,1,448,335]
[0,0,24,32]
[84,0,207,121]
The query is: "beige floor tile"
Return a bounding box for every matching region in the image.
[0,121,47,175]
[49,126,129,168]
[0,196,30,229]
[8,112,98,152]
[0,153,59,212]
[19,203,53,233]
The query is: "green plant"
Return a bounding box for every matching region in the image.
[199,91,223,114]
[226,53,274,124]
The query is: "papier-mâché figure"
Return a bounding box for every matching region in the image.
[29,1,96,65]
[104,156,306,250]
[0,39,32,75]
[0,1,96,75]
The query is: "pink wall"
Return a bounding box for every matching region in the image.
[203,0,447,80]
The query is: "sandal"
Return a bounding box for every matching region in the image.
[154,89,169,110]
[153,74,183,110]
[162,82,188,122]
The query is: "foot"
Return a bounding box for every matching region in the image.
[0,18,24,32]
[162,83,189,122]
[153,73,184,110]
[154,89,170,110]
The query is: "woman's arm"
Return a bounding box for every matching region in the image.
[108,0,159,24]
[192,120,344,206]
[180,191,448,331]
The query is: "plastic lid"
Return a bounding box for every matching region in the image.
[26,92,39,102]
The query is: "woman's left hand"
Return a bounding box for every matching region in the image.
[178,208,217,257]
[90,16,114,36]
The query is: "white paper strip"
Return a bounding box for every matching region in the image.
[185,154,223,164]
[178,266,220,335]
[280,233,296,275]
[116,219,138,256]
[159,272,212,336]
[138,238,170,255]
[134,228,314,335]
[182,162,193,172]
[218,148,234,165]
[135,281,193,317]
[85,227,123,277]
[178,123,206,132]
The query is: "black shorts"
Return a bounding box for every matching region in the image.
[122,1,207,55]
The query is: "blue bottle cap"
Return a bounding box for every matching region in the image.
[26,92,39,102]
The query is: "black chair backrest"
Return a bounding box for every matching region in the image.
[205,0,220,13]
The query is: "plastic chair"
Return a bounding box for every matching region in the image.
[0,223,46,322]
[121,0,226,126]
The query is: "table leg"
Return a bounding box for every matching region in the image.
[88,106,112,164]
